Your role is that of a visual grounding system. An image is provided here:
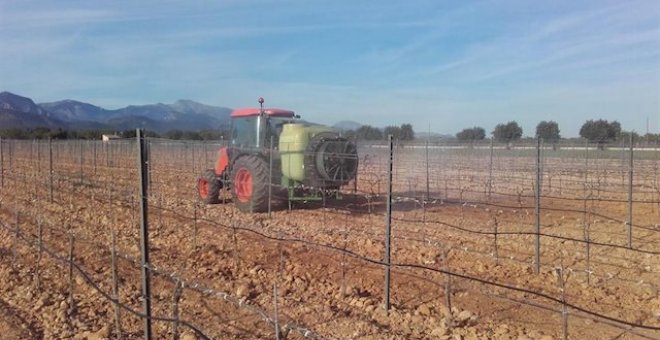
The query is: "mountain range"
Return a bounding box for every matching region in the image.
[0,91,233,133]
[0,91,367,135]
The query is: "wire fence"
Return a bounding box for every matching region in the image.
[0,136,658,339]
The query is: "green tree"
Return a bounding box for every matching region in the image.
[355,125,383,140]
[50,128,69,139]
[31,127,53,139]
[643,133,660,144]
[383,125,401,140]
[535,121,560,141]
[399,124,415,141]
[456,127,486,141]
[611,121,622,140]
[492,121,523,143]
[579,119,621,146]
[619,131,640,144]
[0,128,28,139]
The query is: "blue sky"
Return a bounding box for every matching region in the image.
[1,0,658,137]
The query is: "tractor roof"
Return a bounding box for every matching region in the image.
[231,107,295,118]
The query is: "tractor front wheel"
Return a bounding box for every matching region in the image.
[197,169,220,204]
[231,155,270,213]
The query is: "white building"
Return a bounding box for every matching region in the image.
[102,134,120,142]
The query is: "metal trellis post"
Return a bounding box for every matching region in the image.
[49,138,54,203]
[93,141,97,175]
[627,133,633,248]
[426,127,430,201]
[534,138,541,274]
[111,226,123,339]
[384,135,393,314]
[269,136,274,218]
[80,140,84,184]
[488,138,494,200]
[136,129,152,340]
[68,233,75,314]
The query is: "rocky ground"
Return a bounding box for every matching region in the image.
[0,145,658,339]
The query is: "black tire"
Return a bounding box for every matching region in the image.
[231,155,270,213]
[197,169,220,204]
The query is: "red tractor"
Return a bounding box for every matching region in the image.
[197,98,358,212]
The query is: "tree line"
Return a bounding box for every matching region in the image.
[341,124,415,141]
[0,124,411,141]
[0,127,231,141]
[456,119,660,144]
[2,121,658,145]
[0,124,415,141]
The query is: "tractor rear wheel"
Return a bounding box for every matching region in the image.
[197,169,220,204]
[231,155,270,213]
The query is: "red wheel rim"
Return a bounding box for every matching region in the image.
[234,168,252,203]
[198,178,209,198]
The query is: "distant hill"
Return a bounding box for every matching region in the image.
[1,91,234,132]
[168,99,232,121]
[106,103,178,121]
[104,103,230,132]
[1,92,48,116]
[0,92,65,129]
[39,99,106,122]
[105,115,165,131]
[3,91,435,136]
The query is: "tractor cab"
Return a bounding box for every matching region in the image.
[229,107,297,149]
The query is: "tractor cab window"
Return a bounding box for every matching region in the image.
[231,117,258,148]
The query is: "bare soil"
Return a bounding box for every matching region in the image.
[0,142,658,339]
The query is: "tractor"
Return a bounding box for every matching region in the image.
[197,98,358,212]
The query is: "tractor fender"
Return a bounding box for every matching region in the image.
[215,147,230,176]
